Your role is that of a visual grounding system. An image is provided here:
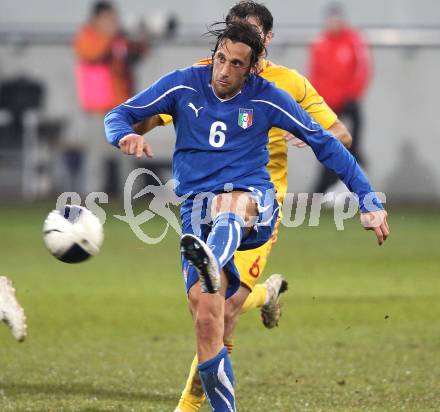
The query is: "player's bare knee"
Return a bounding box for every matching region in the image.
[195,311,216,329]
[196,295,222,322]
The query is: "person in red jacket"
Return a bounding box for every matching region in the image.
[309,3,372,194]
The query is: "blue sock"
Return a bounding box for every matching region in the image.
[207,212,245,269]
[198,347,236,412]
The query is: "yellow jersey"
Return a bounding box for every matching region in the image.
[159,58,337,202]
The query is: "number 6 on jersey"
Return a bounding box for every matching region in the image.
[209,121,227,148]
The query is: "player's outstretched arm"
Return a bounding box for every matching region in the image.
[264,86,389,245]
[119,133,154,158]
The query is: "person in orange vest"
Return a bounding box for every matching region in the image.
[309,3,372,194]
[73,1,148,194]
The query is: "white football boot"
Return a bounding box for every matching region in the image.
[0,276,27,341]
[261,274,288,329]
[180,234,221,293]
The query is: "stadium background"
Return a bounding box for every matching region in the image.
[1,1,440,411]
[1,0,440,200]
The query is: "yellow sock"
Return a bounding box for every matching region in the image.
[176,355,205,412]
[241,283,267,314]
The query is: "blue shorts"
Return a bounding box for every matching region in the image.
[180,186,279,299]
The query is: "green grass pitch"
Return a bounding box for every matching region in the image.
[0,203,439,411]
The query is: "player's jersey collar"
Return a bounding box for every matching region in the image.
[209,84,242,102]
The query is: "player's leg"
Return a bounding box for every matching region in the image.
[176,253,207,412]
[194,237,272,344]
[175,272,287,412]
[174,287,249,412]
[178,191,260,411]
[187,274,237,412]
[176,194,276,412]
[0,276,27,342]
[189,279,225,362]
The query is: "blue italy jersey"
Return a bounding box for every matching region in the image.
[104,64,382,212]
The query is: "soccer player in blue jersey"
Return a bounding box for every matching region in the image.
[104,21,388,412]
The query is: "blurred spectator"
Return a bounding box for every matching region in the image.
[73,1,149,194]
[309,3,372,193]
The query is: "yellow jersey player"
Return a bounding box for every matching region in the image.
[133,2,352,411]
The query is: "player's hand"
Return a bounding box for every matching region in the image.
[119,133,154,158]
[360,209,389,246]
[284,131,307,148]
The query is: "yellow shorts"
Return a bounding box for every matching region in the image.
[235,216,281,291]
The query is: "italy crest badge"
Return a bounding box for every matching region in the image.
[238,108,253,129]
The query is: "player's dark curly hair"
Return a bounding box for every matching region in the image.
[208,21,266,69]
[226,1,273,36]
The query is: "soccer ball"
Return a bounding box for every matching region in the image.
[43,205,104,263]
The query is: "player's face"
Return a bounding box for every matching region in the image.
[212,39,252,100]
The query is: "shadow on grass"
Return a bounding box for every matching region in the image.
[0,381,177,403]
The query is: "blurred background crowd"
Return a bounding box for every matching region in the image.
[0,0,439,205]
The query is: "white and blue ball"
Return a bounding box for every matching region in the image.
[43,205,104,263]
